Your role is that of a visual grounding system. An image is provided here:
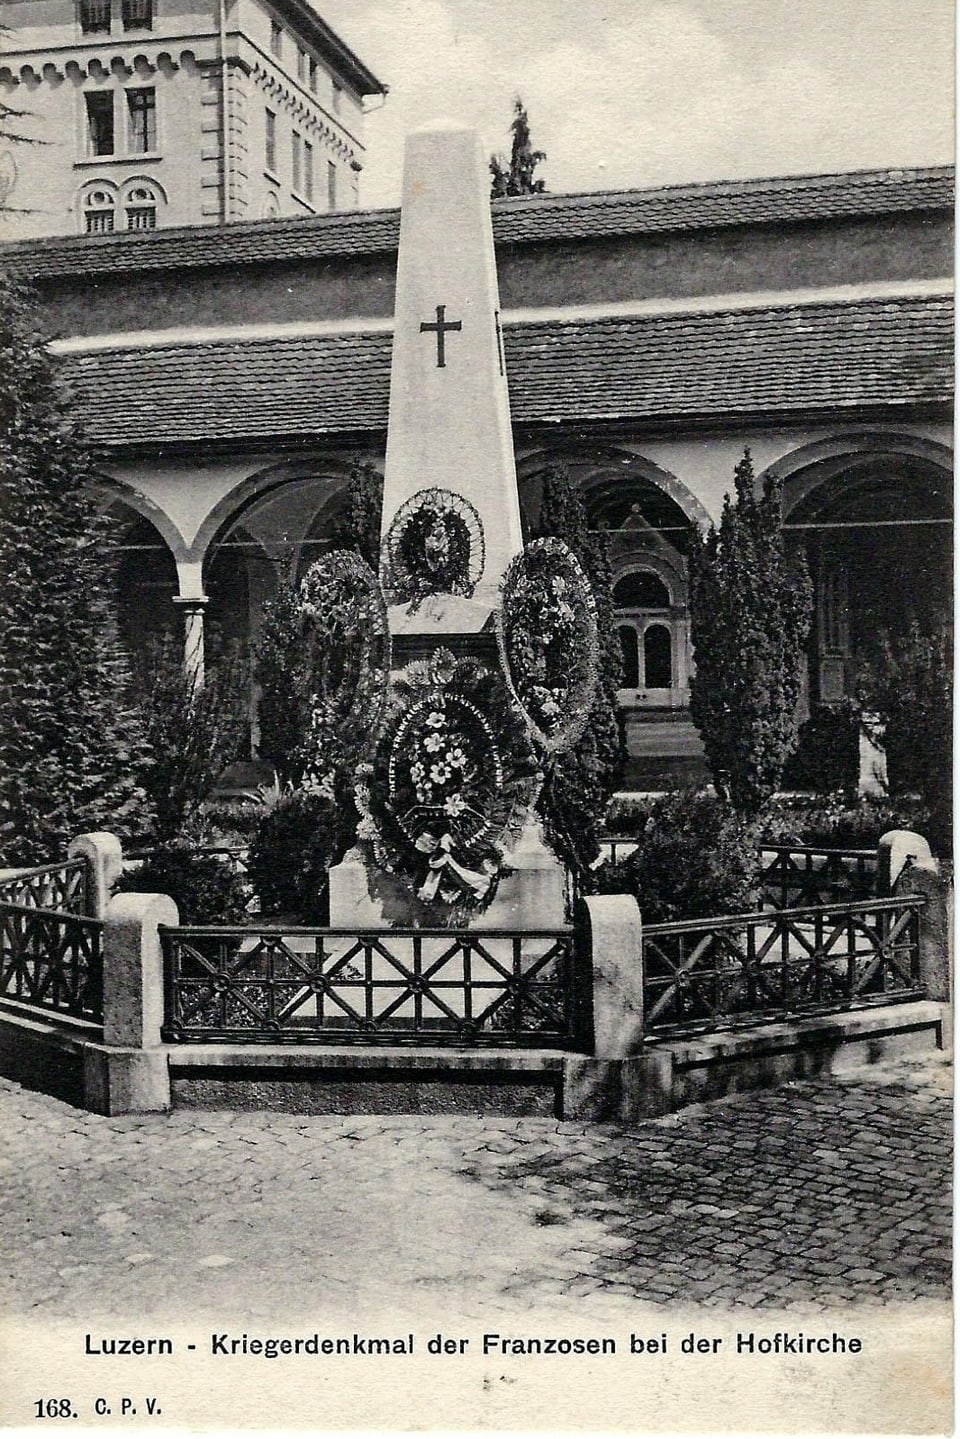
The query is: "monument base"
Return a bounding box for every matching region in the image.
[328,818,566,931]
[387,594,498,666]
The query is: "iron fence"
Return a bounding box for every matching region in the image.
[0,903,103,1022]
[759,846,877,909]
[0,859,89,916]
[160,925,579,1047]
[643,895,923,1038]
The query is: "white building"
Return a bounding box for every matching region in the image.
[0,0,385,238]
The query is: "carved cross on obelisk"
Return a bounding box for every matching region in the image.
[381,123,524,619]
[419,305,463,368]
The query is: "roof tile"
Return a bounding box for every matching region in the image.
[3,166,953,280]
[57,294,953,448]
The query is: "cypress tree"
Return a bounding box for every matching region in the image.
[330,458,383,568]
[858,613,952,856]
[254,575,307,787]
[256,459,384,783]
[490,98,547,198]
[533,463,625,871]
[0,272,151,862]
[688,448,813,818]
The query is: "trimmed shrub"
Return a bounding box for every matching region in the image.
[247,789,356,921]
[116,847,249,924]
[762,792,930,850]
[782,701,861,794]
[137,638,248,845]
[200,797,269,845]
[253,580,306,789]
[594,788,760,921]
[603,794,657,834]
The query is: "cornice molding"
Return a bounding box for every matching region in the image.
[1,45,203,85]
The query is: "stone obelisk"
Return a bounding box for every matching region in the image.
[381,122,524,650]
[329,122,565,929]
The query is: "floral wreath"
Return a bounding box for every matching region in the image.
[382,488,485,608]
[355,649,541,919]
[496,536,599,755]
[294,550,391,797]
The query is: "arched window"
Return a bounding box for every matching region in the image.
[643,625,673,689]
[82,186,116,233]
[618,626,639,689]
[613,571,670,609]
[124,182,158,230]
[615,568,676,697]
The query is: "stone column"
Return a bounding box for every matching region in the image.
[82,892,178,1115]
[173,594,209,689]
[67,832,123,919]
[858,714,888,796]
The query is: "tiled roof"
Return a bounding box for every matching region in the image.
[505,294,953,425]
[3,166,953,280]
[57,294,952,448]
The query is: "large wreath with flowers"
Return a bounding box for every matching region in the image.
[355,649,541,918]
[382,489,485,607]
[496,536,599,754]
[294,550,391,797]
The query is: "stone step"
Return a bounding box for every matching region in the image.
[165,1043,570,1117]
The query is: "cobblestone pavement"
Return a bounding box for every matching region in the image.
[0,1052,950,1324]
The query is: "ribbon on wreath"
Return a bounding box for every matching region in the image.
[413,831,497,904]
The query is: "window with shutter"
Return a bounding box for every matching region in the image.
[265,109,277,172]
[121,0,152,29]
[83,187,116,232]
[85,92,115,156]
[79,0,111,34]
[125,184,158,228]
[127,87,157,152]
[303,141,313,202]
[291,130,301,193]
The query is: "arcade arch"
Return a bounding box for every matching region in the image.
[195,460,369,741]
[775,439,952,704]
[104,502,178,683]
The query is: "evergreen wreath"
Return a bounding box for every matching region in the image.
[382,489,484,607]
[355,649,541,919]
[496,536,599,754]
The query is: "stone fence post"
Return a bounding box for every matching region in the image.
[877,829,950,1010]
[576,895,645,1056]
[82,891,178,1115]
[877,829,933,893]
[563,894,674,1123]
[68,831,123,919]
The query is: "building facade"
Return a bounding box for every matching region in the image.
[0,0,385,239]
[1,165,952,779]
